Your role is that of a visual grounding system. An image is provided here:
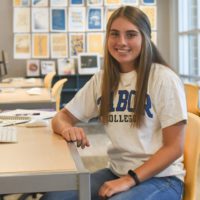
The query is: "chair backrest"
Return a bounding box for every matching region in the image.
[51,78,67,112]
[44,71,56,89]
[184,83,200,115]
[183,112,200,200]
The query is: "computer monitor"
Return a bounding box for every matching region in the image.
[0,51,8,82]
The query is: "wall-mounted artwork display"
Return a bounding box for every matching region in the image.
[87,32,104,56]
[68,7,86,32]
[78,53,100,74]
[121,0,138,5]
[14,34,31,58]
[13,8,30,32]
[69,33,85,57]
[13,0,30,7]
[104,0,121,6]
[87,7,103,31]
[13,1,157,60]
[57,58,75,75]
[142,0,156,5]
[70,0,84,6]
[32,34,49,58]
[32,8,49,32]
[26,59,40,77]
[32,0,48,7]
[87,0,103,6]
[50,8,67,32]
[50,33,68,58]
[50,0,68,7]
[140,6,157,29]
[41,60,56,75]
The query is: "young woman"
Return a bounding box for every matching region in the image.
[41,6,187,200]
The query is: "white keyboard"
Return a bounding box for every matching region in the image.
[0,127,17,143]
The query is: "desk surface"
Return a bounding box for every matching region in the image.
[0,78,44,88]
[0,126,90,200]
[0,88,55,110]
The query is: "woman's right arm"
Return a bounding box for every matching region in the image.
[52,108,90,149]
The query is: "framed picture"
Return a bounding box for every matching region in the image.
[142,0,156,5]
[32,8,49,32]
[50,33,68,58]
[14,34,31,59]
[32,33,49,58]
[87,32,104,56]
[121,0,138,5]
[78,53,100,74]
[26,59,40,77]
[32,0,48,6]
[50,8,67,32]
[140,6,157,29]
[57,58,75,75]
[41,60,56,75]
[68,7,86,32]
[50,0,68,6]
[13,8,30,33]
[104,0,121,6]
[87,7,103,31]
[87,0,103,6]
[69,32,85,57]
[70,0,84,6]
[13,0,30,6]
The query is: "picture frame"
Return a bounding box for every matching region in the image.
[78,53,100,74]
[14,34,31,59]
[50,0,68,7]
[142,0,156,5]
[87,32,104,56]
[32,0,48,7]
[50,8,67,32]
[40,60,56,75]
[68,7,86,32]
[13,0,30,7]
[32,33,49,58]
[13,8,30,33]
[69,0,84,6]
[32,8,49,32]
[69,32,85,58]
[26,59,40,77]
[104,0,121,6]
[50,33,68,58]
[121,0,138,5]
[87,7,103,31]
[87,0,103,6]
[57,58,75,75]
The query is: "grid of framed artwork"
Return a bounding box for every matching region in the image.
[13,0,157,75]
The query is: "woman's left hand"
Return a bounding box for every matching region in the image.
[98,175,135,199]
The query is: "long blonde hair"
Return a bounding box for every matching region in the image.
[100,6,169,127]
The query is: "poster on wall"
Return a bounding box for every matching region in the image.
[87,7,103,31]
[13,8,30,32]
[32,8,49,32]
[70,0,84,6]
[50,33,68,58]
[32,34,49,58]
[50,8,67,32]
[32,0,48,6]
[41,60,56,75]
[13,0,30,6]
[104,0,121,6]
[87,0,103,6]
[142,0,156,5]
[69,33,85,57]
[50,0,68,6]
[87,32,104,56]
[26,59,40,77]
[57,58,75,75]
[68,7,86,32]
[14,34,31,59]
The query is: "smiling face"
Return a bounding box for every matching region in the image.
[107,17,142,73]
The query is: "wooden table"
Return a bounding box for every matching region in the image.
[0,77,43,88]
[0,88,55,110]
[0,126,90,200]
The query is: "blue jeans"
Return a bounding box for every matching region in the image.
[40,168,184,200]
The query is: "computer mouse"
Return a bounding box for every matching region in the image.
[25,119,49,127]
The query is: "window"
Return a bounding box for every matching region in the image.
[178,0,200,80]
